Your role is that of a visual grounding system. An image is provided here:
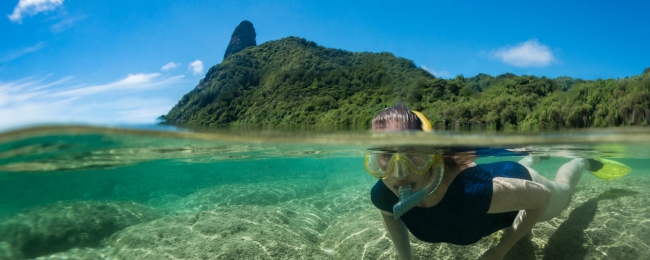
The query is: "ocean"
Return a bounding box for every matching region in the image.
[0,125,649,260]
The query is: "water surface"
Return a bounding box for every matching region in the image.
[0,125,649,259]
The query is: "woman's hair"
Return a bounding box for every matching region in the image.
[443,152,477,167]
[371,104,476,167]
[371,104,422,130]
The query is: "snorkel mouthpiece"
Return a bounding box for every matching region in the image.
[393,184,428,219]
[392,164,444,219]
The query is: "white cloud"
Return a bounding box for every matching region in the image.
[421,65,451,78]
[188,60,204,75]
[492,39,556,68]
[161,62,179,71]
[52,73,184,98]
[8,0,64,23]
[0,73,185,130]
[50,14,85,33]
[0,42,45,63]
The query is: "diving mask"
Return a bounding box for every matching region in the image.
[364,153,442,179]
[364,152,444,219]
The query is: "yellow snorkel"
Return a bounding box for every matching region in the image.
[411,110,432,132]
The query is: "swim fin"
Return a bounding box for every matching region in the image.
[587,158,631,180]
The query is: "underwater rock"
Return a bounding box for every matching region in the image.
[319,208,395,259]
[105,205,334,259]
[16,176,650,259]
[0,201,162,259]
[170,175,373,213]
[541,176,650,260]
[32,247,112,260]
[223,20,257,59]
[100,186,373,259]
[320,208,503,259]
[275,185,374,228]
[171,181,328,212]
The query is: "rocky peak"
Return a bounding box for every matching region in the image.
[223,20,257,59]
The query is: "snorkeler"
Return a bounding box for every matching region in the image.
[366,105,631,260]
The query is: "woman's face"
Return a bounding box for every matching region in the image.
[372,118,437,197]
[381,166,435,197]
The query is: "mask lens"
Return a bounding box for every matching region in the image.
[376,153,393,170]
[364,153,438,179]
[402,153,435,173]
[365,153,394,178]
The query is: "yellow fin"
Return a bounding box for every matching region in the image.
[590,159,632,180]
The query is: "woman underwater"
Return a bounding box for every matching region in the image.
[366,105,631,260]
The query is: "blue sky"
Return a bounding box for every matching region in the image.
[1,0,648,130]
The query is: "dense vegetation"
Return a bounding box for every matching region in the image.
[163,37,650,131]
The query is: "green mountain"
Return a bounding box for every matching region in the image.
[163,37,650,130]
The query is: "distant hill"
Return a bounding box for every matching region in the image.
[223,20,257,59]
[164,37,434,129]
[163,37,650,130]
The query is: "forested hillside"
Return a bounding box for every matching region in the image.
[163,37,650,131]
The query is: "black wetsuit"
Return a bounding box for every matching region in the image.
[370,161,532,245]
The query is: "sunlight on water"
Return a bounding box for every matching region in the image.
[0,125,649,259]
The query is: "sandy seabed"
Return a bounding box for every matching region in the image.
[1,170,649,260]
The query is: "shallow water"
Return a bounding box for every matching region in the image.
[0,125,649,259]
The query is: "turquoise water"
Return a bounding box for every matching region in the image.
[0,126,649,259]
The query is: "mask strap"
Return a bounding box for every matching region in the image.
[411,110,432,132]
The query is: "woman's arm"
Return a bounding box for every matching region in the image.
[481,177,551,260]
[379,210,412,260]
